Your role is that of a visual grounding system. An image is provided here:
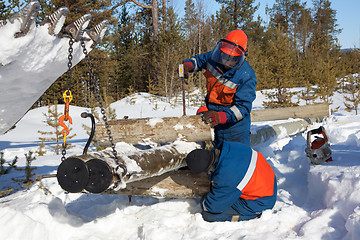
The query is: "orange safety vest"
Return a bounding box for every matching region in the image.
[204,63,240,106]
[237,150,275,200]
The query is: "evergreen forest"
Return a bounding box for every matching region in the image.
[1,0,360,108]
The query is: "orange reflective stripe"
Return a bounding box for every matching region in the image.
[204,70,236,106]
[240,152,275,200]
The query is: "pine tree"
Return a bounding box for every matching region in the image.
[24,151,36,183]
[310,0,341,49]
[111,5,136,100]
[343,74,360,115]
[0,152,17,175]
[292,5,313,55]
[157,5,184,99]
[263,26,299,108]
[215,0,261,43]
[35,139,47,156]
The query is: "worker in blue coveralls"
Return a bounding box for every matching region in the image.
[183,29,257,147]
[185,141,277,222]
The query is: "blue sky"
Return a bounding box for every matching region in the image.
[4,0,358,48]
[171,0,359,49]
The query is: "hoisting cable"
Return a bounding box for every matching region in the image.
[80,40,127,178]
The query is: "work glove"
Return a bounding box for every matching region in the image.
[201,111,227,127]
[196,106,208,115]
[183,61,194,74]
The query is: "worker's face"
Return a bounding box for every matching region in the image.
[211,40,246,69]
[220,52,240,69]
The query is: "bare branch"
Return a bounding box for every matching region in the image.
[111,0,152,13]
[129,0,152,9]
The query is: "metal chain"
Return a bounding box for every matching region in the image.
[80,41,127,177]
[66,39,74,91]
[61,38,74,161]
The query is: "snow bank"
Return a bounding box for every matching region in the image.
[1,91,360,239]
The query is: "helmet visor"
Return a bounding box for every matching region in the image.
[211,39,246,69]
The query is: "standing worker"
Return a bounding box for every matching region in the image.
[185,141,277,222]
[183,29,257,146]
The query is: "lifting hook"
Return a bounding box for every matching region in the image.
[59,114,72,137]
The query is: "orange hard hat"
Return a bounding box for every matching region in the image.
[224,30,247,51]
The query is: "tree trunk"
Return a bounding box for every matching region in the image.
[151,0,159,47]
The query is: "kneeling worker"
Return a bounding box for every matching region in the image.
[185,141,277,222]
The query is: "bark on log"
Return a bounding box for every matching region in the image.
[104,170,209,198]
[96,115,213,146]
[72,141,201,187]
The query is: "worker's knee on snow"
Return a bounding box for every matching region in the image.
[201,210,261,222]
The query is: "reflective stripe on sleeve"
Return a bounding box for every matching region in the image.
[237,150,257,191]
[191,58,199,71]
[230,105,243,121]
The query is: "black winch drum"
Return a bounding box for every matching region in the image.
[57,157,89,193]
[85,158,113,194]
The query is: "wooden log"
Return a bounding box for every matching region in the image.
[104,170,209,198]
[96,115,213,147]
[58,141,203,194]
[96,103,329,146]
[69,141,201,192]
[250,118,318,146]
[250,103,329,122]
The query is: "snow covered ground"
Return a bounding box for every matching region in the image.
[1,89,360,240]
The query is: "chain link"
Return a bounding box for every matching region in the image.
[61,38,74,161]
[66,39,74,91]
[80,41,127,177]
[61,144,67,161]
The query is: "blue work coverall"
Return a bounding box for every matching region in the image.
[201,141,277,222]
[184,51,257,146]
